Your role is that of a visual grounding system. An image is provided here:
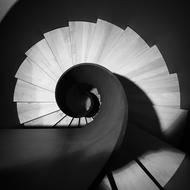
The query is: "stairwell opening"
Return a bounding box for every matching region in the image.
[55,64,101,119]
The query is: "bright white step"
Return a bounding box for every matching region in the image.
[86,19,124,63]
[15,58,56,92]
[80,117,86,126]
[116,45,165,73]
[125,58,169,81]
[17,102,59,124]
[101,26,149,69]
[56,115,73,127]
[86,117,93,123]
[70,118,79,127]
[126,74,180,107]
[26,39,62,81]
[116,45,169,80]
[131,73,180,94]
[141,149,184,187]
[102,161,160,190]
[24,110,65,127]
[69,21,96,65]
[44,27,73,71]
[14,80,55,102]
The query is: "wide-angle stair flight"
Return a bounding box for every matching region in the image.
[0,18,189,190]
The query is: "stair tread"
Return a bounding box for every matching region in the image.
[24,110,65,127]
[79,117,86,126]
[15,58,56,92]
[44,27,73,71]
[70,118,79,127]
[14,79,55,102]
[101,26,150,70]
[128,73,179,94]
[17,102,59,123]
[56,115,73,127]
[116,47,169,81]
[85,19,124,63]
[26,39,62,81]
[69,21,96,65]
[86,117,93,123]
[116,45,166,74]
[102,160,160,190]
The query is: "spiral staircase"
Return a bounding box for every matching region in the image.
[1,1,190,190]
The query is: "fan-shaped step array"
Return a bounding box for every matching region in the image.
[13,18,188,189]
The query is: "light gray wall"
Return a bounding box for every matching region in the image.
[0,0,17,22]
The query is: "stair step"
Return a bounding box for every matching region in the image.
[69,21,96,65]
[85,19,124,63]
[86,117,93,123]
[24,110,65,127]
[129,73,179,94]
[17,102,59,123]
[14,79,55,102]
[56,115,73,127]
[44,27,73,71]
[116,45,169,80]
[70,118,79,127]
[101,26,150,70]
[102,160,160,190]
[116,45,165,73]
[125,57,169,81]
[26,39,62,81]
[79,117,86,126]
[15,58,56,92]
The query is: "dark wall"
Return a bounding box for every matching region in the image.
[0,0,190,152]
